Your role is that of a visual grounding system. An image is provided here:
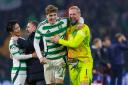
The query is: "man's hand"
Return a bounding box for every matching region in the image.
[39,57,51,64]
[77,23,83,30]
[122,36,126,41]
[32,52,37,58]
[50,35,60,43]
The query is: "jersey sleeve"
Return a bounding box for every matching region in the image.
[34,26,44,59]
[59,27,86,48]
[9,44,32,60]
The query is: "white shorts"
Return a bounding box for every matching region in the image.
[11,71,26,85]
[43,58,65,84]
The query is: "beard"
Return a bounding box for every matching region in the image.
[70,18,78,25]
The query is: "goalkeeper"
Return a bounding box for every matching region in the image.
[50,6,93,85]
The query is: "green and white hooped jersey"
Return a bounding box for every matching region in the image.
[34,18,68,60]
[9,36,32,74]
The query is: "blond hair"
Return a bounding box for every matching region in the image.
[69,6,81,13]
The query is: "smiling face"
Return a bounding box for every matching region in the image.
[69,6,81,24]
[46,12,58,24]
[69,9,80,21]
[45,5,58,24]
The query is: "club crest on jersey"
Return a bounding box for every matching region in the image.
[46,30,50,33]
[58,25,62,29]
[11,45,17,52]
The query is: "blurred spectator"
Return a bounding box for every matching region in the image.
[108,33,128,85]
[91,38,111,85]
[102,36,112,85]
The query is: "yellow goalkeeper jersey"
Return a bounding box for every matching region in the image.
[59,23,92,61]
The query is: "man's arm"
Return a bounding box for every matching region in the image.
[9,44,35,60]
[50,24,90,48]
[34,27,49,63]
[34,29,44,59]
[59,29,85,48]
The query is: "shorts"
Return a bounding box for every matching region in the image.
[11,71,27,85]
[69,58,93,85]
[43,58,65,84]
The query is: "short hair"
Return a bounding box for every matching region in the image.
[103,36,111,42]
[115,33,124,39]
[45,5,58,15]
[28,21,38,27]
[93,38,101,44]
[69,6,81,13]
[6,20,18,33]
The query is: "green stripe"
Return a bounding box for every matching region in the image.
[34,36,42,39]
[20,60,26,63]
[12,63,21,83]
[12,51,20,55]
[56,17,61,21]
[10,44,18,49]
[43,21,64,30]
[37,20,48,28]
[12,51,24,56]
[47,48,66,55]
[44,26,67,37]
[12,67,26,71]
[47,54,66,60]
[47,44,62,49]
[36,30,43,35]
